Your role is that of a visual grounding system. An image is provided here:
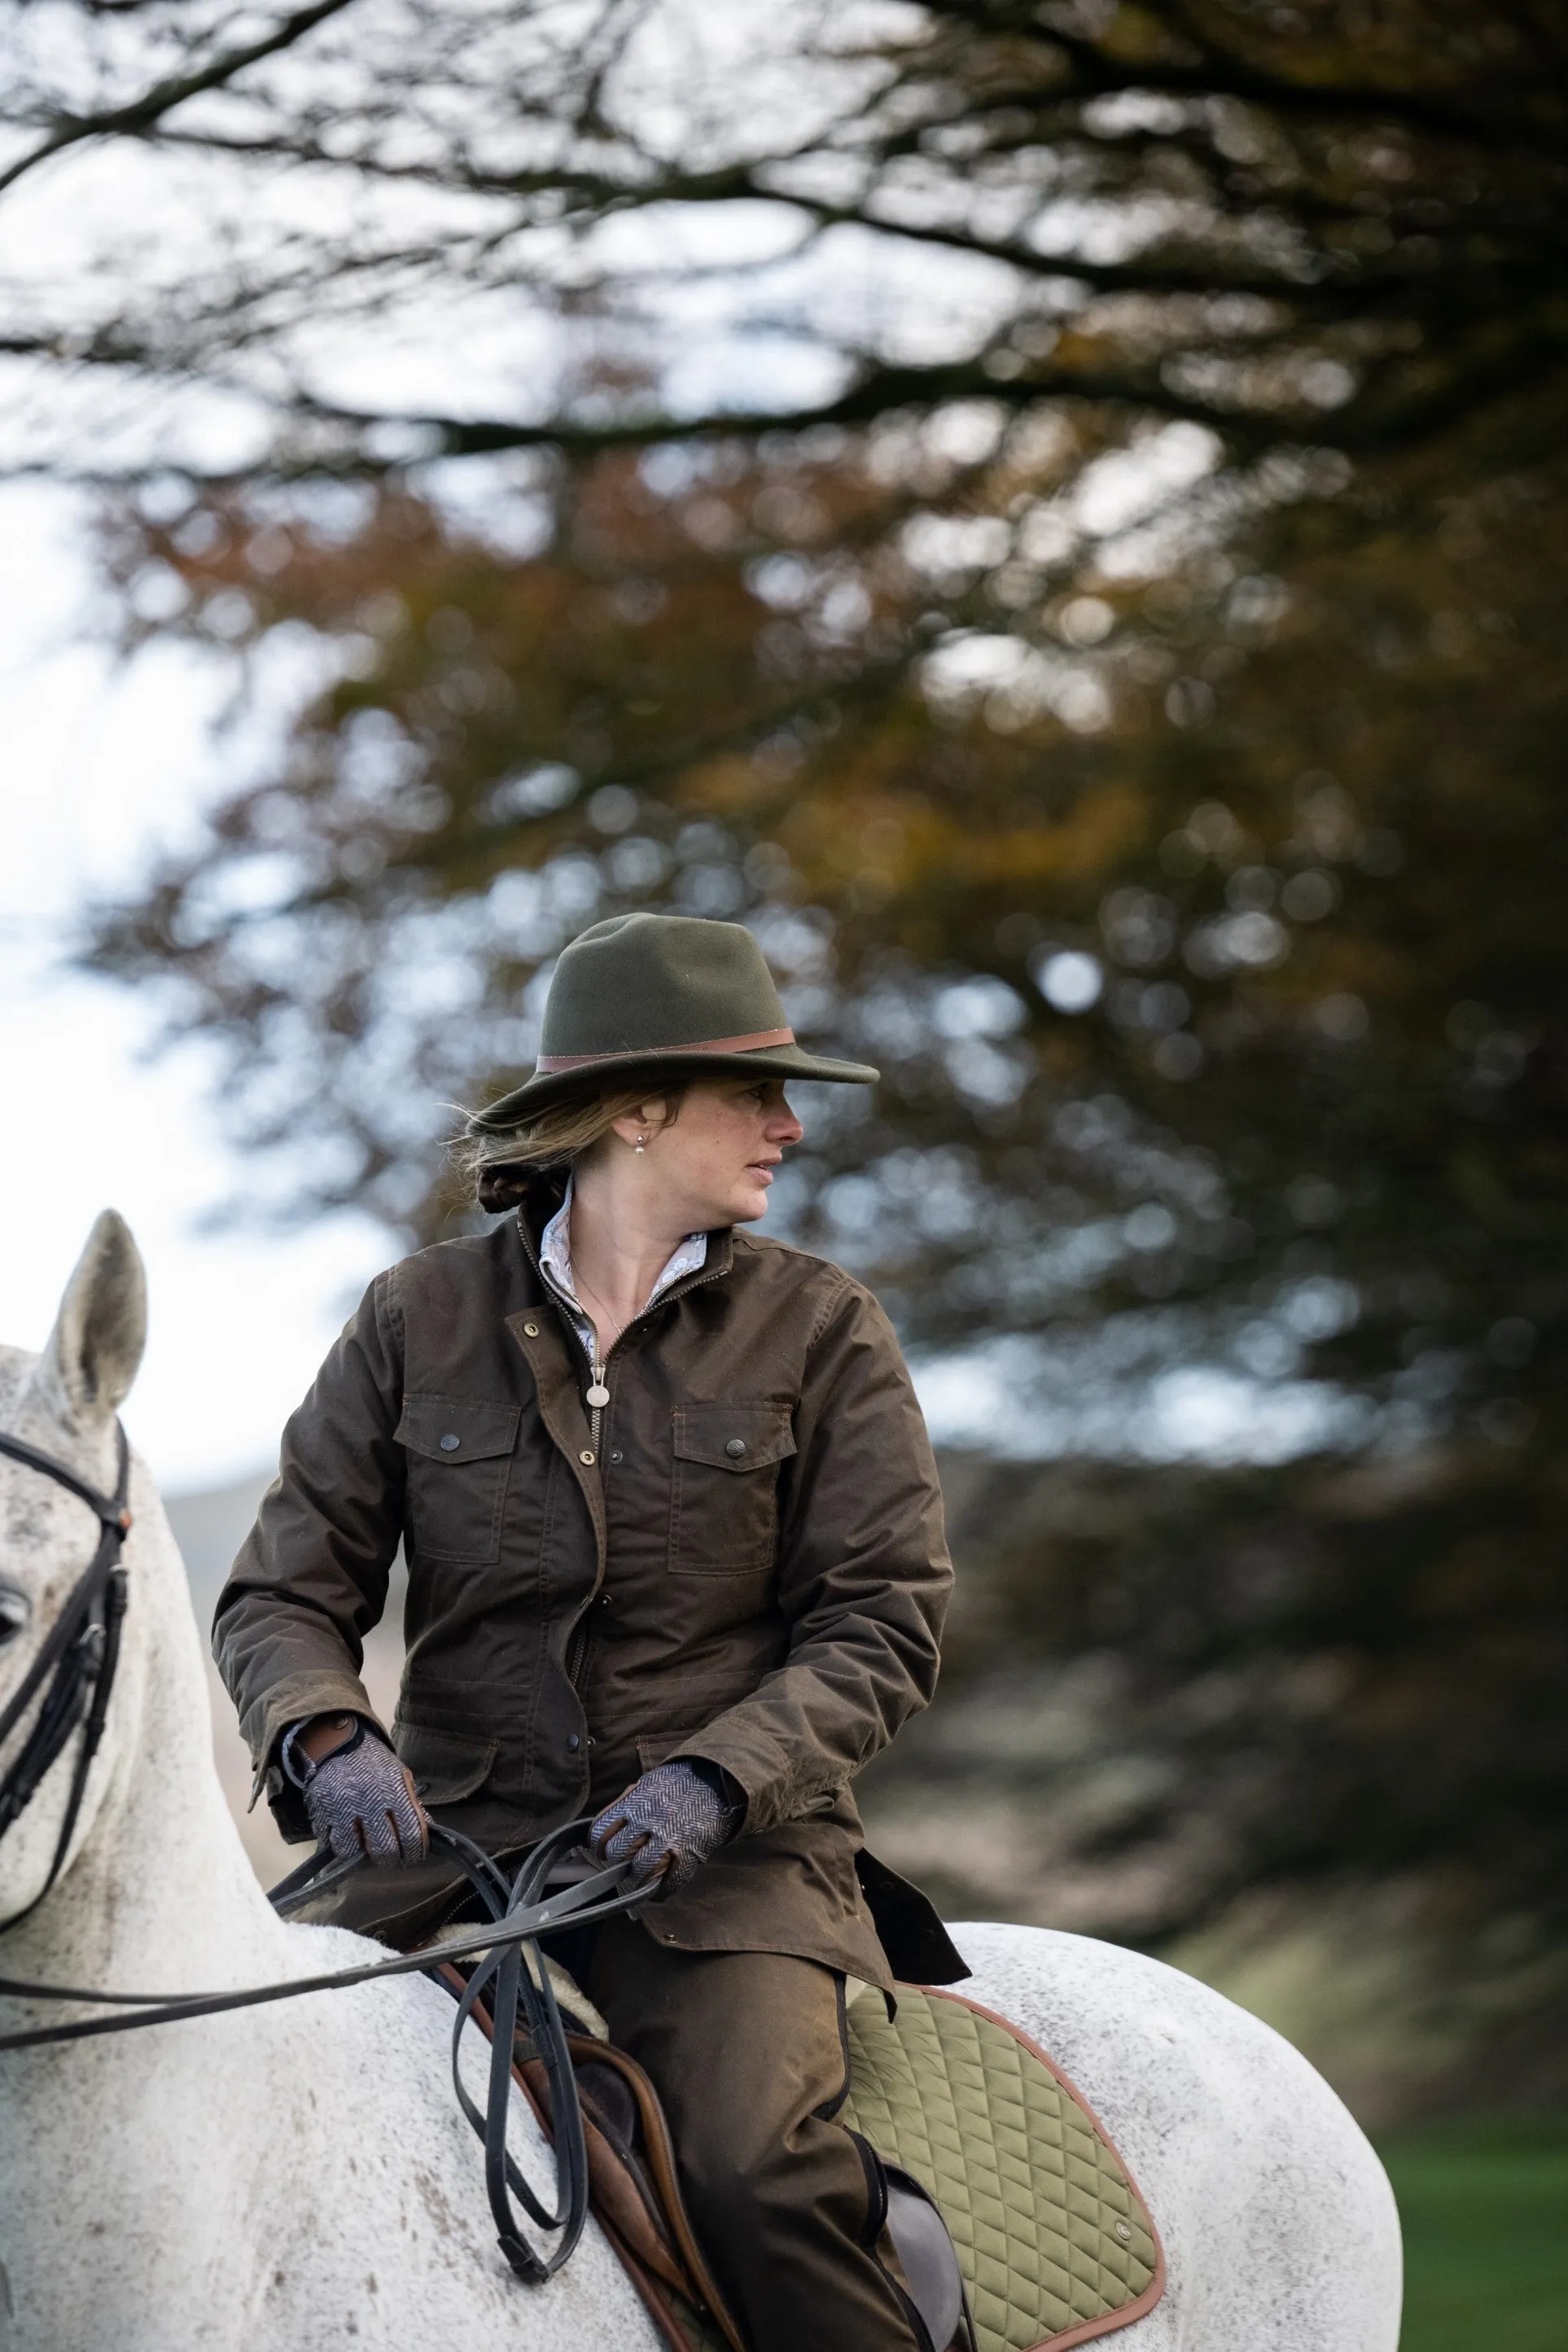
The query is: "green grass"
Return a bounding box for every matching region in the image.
[1378,2114,1568,2352]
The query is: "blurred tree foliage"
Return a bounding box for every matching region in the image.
[68,0,1567,1951]
[865,1440,1568,1964]
[88,410,1566,1453]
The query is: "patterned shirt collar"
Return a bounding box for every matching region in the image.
[538,1175,708,1360]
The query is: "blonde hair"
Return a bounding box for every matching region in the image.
[453,1082,687,1207]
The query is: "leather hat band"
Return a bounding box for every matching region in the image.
[535,1025,796,1075]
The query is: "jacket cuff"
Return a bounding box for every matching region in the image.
[667,1753,747,1824]
[241,1669,388,1834]
[672,1730,834,1841]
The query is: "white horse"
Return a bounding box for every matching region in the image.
[0,1215,1402,2352]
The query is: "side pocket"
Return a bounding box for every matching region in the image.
[392,1718,499,1806]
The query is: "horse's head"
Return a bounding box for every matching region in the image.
[0,1211,148,1925]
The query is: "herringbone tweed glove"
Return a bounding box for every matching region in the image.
[590,1759,743,1894]
[282,1716,428,1864]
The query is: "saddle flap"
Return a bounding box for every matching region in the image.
[883,2166,966,2352]
[512,2024,747,2352]
[565,2036,749,2352]
[519,2051,690,2296]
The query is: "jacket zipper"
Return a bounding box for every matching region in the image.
[543,1236,732,1696]
[563,1355,608,1693]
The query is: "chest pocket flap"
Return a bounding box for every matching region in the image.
[396,1394,520,1565]
[672,1402,797,1474]
[396,1394,520,1464]
[670,1403,796,1577]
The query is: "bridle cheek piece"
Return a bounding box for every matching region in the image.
[0,1422,133,1930]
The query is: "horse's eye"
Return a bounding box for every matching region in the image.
[0,1585,29,1645]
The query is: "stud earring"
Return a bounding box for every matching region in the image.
[634,1134,647,1154]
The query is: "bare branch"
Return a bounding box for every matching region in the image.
[0,0,362,198]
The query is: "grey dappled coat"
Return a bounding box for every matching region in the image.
[214,1176,953,1981]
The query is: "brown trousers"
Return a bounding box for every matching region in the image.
[581,1917,922,2352]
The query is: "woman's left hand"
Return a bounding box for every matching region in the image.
[590,1759,742,1894]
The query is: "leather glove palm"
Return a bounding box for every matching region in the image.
[282,1717,428,1864]
[590,1759,742,1894]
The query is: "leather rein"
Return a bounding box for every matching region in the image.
[0,1417,642,2284]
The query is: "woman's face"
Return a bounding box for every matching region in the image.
[615,1077,804,1229]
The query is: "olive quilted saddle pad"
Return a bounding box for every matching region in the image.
[842,1986,1166,2352]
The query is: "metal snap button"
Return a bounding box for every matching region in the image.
[725,1438,747,1457]
[566,1733,580,1752]
[579,1448,596,1465]
[439,1433,461,1452]
[610,1448,624,1464]
[523,1321,540,1337]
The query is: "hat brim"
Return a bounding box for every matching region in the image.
[468,1041,879,1132]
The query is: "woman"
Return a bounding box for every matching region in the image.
[215,910,961,2352]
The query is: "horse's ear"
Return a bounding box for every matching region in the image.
[37,1211,148,1426]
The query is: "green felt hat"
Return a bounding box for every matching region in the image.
[468,912,878,1129]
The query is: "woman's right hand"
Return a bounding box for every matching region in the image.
[283,1713,429,1863]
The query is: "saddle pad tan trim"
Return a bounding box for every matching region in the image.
[845,1985,1167,2352]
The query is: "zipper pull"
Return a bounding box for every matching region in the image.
[586,1361,610,1409]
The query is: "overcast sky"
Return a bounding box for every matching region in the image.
[0,480,394,1494]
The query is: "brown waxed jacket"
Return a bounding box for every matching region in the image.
[213,1177,958,1986]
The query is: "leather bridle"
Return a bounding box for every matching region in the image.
[0,1415,637,2283]
[0,1421,132,1929]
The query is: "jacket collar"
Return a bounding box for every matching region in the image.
[510,1170,734,1304]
